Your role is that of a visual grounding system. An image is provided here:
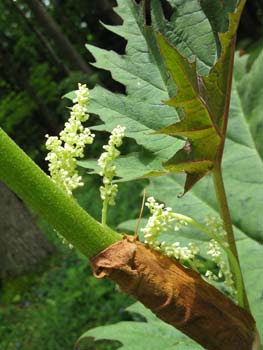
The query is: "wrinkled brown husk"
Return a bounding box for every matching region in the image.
[90,236,256,350]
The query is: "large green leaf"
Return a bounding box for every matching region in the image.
[234,49,263,159]
[73,0,245,189]
[78,302,203,350]
[81,0,184,179]
[68,0,246,191]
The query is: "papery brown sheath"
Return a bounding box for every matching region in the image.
[91,236,256,350]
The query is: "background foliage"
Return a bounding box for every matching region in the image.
[0,0,262,349]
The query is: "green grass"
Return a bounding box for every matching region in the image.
[0,178,146,350]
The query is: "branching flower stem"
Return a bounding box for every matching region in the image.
[101,199,108,226]
[173,212,244,308]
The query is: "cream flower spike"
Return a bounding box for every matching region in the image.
[45,83,95,195]
[141,197,199,263]
[98,125,126,225]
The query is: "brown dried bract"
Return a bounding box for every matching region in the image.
[90,235,256,350]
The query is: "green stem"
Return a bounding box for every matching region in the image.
[212,164,249,310]
[0,128,122,258]
[173,213,244,308]
[101,196,109,226]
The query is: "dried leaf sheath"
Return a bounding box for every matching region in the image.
[91,236,255,350]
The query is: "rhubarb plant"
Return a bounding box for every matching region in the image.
[0,0,262,349]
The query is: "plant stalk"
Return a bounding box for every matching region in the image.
[0,128,122,259]
[101,196,108,226]
[212,164,249,310]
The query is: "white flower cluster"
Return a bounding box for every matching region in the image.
[141,197,199,263]
[205,215,227,241]
[160,241,200,261]
[98,125,126,206]
[205,238,235,292]
[45,83,94,195]
[204,216,234,290]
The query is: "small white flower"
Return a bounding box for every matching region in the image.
[205,215,226,238]
[206,238,235,293]
[205,270,218,281]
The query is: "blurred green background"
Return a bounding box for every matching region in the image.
[0,1,262,349]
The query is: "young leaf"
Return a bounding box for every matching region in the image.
[155,32,221,192]
[201,0,246,132]
[154,0,246,193]
[78,302,203,350]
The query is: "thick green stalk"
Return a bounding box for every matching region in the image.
[213,164,249,310]
[101,196,108,226]
[0,128,122,259]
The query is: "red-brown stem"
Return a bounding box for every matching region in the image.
[217,34,236,163]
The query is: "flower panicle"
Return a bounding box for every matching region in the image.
[98,125,126,206]
[141,197,199,263]
[203,215,234,293]
[141,197,235,295]
[45,83,95,195]
[205,239,235,294]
